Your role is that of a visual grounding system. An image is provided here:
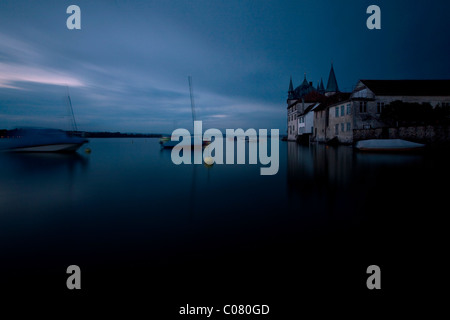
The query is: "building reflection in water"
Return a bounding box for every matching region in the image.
[286,142,425,220]
[287,142,355,217]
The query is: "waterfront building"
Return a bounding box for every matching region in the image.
[288,70,450,144]
[286,64,339,141]
[350,80,450,130]
[312,92,352,144]
[312,79,450,144]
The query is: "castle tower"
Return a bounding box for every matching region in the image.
[326,63,339,95]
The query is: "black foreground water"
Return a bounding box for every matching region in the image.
[0,138,448,315]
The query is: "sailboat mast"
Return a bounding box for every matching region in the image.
[66,86,78,132]
[188,76,197,128]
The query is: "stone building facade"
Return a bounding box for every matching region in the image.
[350,80,450,131]
[311,80,450,144]
[311,92,351,143]
[287,74,450,144]
[326,100,354,144]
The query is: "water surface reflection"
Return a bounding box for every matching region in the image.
[0,139,448,300]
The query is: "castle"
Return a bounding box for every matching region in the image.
[287,64,339,141]
[286,65,450,144]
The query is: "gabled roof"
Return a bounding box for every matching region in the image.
[359,80,450,96]
[287,91,325,109]
[302,90,325,103]
[314,92,351,111]
[299,102,320,116]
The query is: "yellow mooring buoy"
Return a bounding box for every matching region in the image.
[204,156,214,167]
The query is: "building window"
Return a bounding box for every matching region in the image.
[335,107,339,117]
[346,122,351,132]
[359,101,367,113]
[340,105,344,116]
[346,104,351,115]
[341,123,344,132]
[377,102,385,114]
[335,124,339,135]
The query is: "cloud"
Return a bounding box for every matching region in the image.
[0,62,86,89]
[0,32,41,63]
[0,32,86,89]
[208,114,228,119]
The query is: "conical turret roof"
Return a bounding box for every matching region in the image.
[288,76,294,99]
[326,63,339,93]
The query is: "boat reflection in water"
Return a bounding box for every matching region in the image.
[0,128,88,153]
[0,151,89,175]
[0,150,90,217]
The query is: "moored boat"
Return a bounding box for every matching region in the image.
[355,139,425,152]
[161,136,210,149]
[0,128,88,153]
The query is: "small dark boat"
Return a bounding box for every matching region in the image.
[162,137,210,149]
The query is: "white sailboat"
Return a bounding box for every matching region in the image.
[1,128,88,152]
[355,139,425,152]
[0,89,88,153]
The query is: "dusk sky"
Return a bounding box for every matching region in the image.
[1,0,449,133]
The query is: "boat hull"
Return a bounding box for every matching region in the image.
[9,142,86,153]
[162,139,210,149]
[355,139,425,152]
[1,128,88,153]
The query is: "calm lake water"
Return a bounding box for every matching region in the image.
[1,138,448,313]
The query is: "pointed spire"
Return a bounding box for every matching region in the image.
[302,73,309,86]
[288,76,294,99]
[288,76,294,92]
[326,62,339,93]
[319,77,325,93]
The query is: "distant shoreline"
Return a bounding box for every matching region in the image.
[0,129,165,139]
[82,132,164,138]
[1,129,288,139]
